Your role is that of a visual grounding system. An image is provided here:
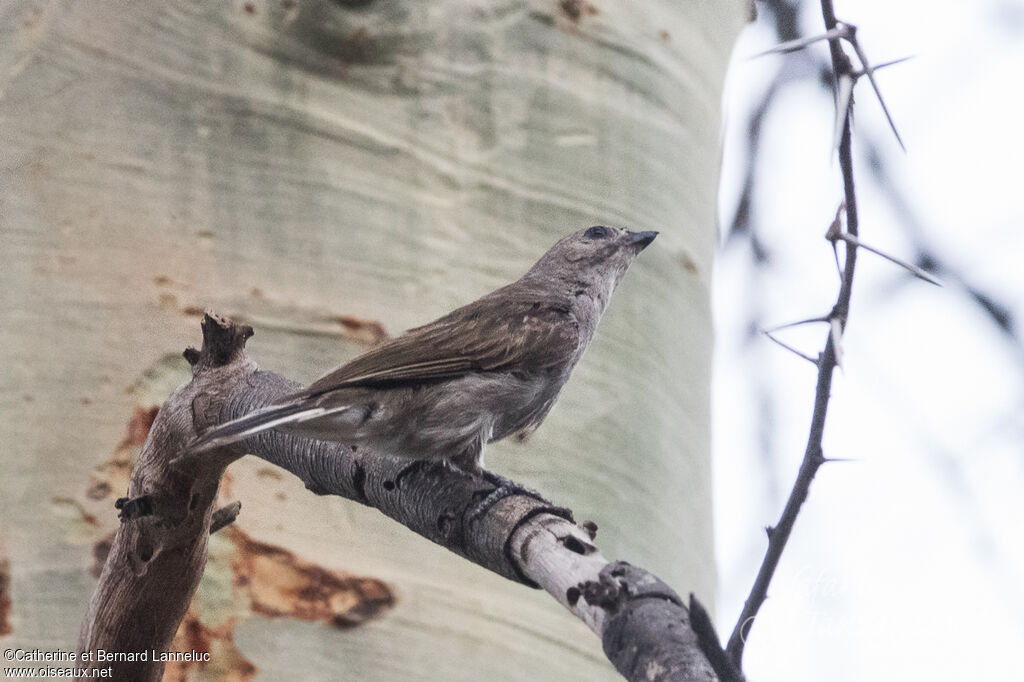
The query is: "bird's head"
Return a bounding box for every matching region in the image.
[525,226,658,299]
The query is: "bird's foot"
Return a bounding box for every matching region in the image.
[468,470,550,522]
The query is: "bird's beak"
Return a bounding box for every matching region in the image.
[625,230,659,253]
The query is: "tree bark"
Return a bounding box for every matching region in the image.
[0,1,744,679]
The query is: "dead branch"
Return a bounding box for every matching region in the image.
[77,314,724,682]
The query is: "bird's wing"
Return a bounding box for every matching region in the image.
[186,295,578,454]
[298,295,579,397]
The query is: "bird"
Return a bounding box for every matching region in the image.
[187,226,658,477]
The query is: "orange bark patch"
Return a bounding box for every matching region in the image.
[330,314,389,345]
[86,479,112,501]
[51,497,100,527]
[118,406,160,450]
[679,251,700,276]
[164,609,257,682]
[97,405,160,490]
[159,292,180,309]
[157,527,394,678]
[230,528,395,628]
[560,0,598,22]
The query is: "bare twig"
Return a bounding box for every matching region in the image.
[725,0,886,668]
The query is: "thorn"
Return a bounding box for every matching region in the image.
[848,37,906,151]
[762,330,819,365]
[826,203,846,277]
[823,456,861,463]
[832,73,854,157]
[765,525,775,539]
[825,202,846,242]
[763,316,829,333]
[830,318,844,369]
[831,242,843,279]
[833,232,943,286]
[853,54,914,78]
[747,25,848,59]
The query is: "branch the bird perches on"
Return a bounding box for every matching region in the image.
[78,314,731,682]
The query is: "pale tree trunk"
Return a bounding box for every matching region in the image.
[0,1,744,680]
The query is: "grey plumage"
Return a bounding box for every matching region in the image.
[188,226,657,472]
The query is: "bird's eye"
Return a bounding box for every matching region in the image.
[584,226,613,240]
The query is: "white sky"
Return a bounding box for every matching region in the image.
[714,1,1024,680]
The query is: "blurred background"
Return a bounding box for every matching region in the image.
[715,1,1024,680]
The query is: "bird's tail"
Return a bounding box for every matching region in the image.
[187,400,328,454]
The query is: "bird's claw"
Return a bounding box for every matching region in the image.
[468,471,549,521]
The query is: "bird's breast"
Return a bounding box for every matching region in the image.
[485,368,567,442]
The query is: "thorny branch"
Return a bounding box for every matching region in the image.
[724,0,931,669]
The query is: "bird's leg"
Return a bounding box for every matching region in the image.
[447,447,484,476]
[447,443,550,519]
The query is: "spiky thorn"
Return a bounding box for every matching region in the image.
[762,330,819,365]
[763,316,829,334]
[833,56,912,158]
[751,19,907,153]
[827,203,846,278]
[830,231,943,286]
[843,24,906,151]
[852,55,915,78]
[748,24,850,59]
[826,205,941,285]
